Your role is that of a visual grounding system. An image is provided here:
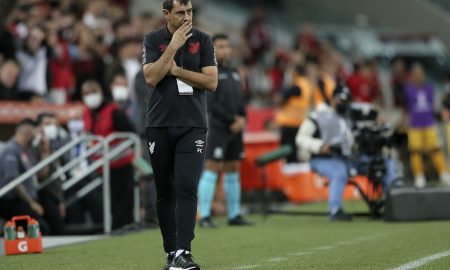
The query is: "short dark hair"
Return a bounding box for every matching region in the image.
[212,33,228,43]
[16,118,37,130]
[36,112,57,125]
[163,0,191,12]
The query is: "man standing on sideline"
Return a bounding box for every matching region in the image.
[197,34,251,228]
[142,1,218,269]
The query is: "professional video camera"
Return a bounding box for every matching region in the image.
[349,103,394,215]
[350,103,393,185]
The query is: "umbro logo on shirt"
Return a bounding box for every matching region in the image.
[195,140,204,147]
[195,140,204,153]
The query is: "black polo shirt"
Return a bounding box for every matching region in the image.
[207,64,246,130]
[142,26,216,128]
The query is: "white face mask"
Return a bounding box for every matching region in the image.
[67,119,84,133]
[43,124,58,140]
[83,93,103,109]
[112,86,129,102]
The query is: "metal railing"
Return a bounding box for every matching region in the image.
[0,132,142,234]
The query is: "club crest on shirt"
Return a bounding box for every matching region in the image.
[188,41,200,55]
[148,141,155,154]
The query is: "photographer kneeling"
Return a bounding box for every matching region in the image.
[296,86,396,221]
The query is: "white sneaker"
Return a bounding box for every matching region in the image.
[440,172,450,186]
[414,175,426,188]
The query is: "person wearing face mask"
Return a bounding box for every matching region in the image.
[32,112,69,235]
[296,86,396,221]
[64,113,104,226]
[109,72,132,114]
[81,79,136,229]
[296,86,356,221]
[0,119,50,234]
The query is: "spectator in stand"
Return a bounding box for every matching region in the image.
[244,6,271,64]
[113,18,133,41]
[110,37,141,102]
[0,59,20,100]
[15,26,49,100]
[65,112,104,226]
[0,119,50,234]
[34,112,67,235]
[391,58,408,108]
[305,58,335,109]
[71,23,106,100]
[109,71,132,116]
[346,60,381,105]
[131,12,157,39]
[390,58,409,171]
[367,59,382,104]
[294,22,321,60]
[323,49,350,86]
[268,51,290,97]
[83,0,110,35]
[81,80,136,229]
[275,59,334,163]
[404,63,450,187]
[0,10,17,64]
[46,18,76,104]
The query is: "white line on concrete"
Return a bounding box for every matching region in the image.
[390,250,450,270]
[265,257,288,262]
[231,265,259,270]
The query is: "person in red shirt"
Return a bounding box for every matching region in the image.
[346,61,380,104]
[81,80,136,230]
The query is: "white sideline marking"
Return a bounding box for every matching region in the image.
[266,257,288,262]
[288,251,313,256]
[231,265,259,270]
[337,241,353,245]
[390,250,450,270]
[315,245,335,250]
[230,234,384,270]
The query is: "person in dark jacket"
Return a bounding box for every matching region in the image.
[197,34,251,228]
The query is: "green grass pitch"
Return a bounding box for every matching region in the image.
[3,201,450,270]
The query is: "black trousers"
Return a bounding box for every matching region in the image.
[110,164,135,229]
[280,126,299,163]
[0,198,50,235]
[38,190,65,235]
[146,127,207,252]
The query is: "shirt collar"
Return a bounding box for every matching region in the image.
[162,25,173,40]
